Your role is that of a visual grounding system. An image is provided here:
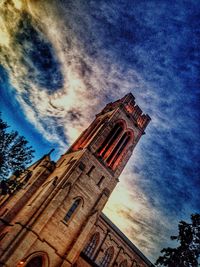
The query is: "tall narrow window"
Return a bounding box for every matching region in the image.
[64,198,81,222]
[98,123,124,159]
[109,133,131,168]
[83,232,100,258]
[97,176,105,187]
[87,165,95,176]
[106,133,127,164]
[106,131,132,170]
[99,247,114,267]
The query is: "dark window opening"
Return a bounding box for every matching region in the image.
[97,123,123,159]
[26,256,43,267]
[97,176,105,187]
[100,247,114,267]
[64,199,81,222]
[106,133,127,165]
[110,134,130,168]
[87,165,95,176]
[83,232,100,258]
[78,162,85,171]
[103,188,110,197]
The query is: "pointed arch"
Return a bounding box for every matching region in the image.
[97,120,126,159]
[25,257,43,267]
[108,129,134,170]
[17,251,49,267]
[83,232,100,258]
[73,195,84,207]
[99,246,114,267]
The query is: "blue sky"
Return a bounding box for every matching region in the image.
[0,0,199,262]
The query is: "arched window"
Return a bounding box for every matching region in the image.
[83,232,100,258]
[98,122,124,159]
[120,259,128,267]
[64,198,81,222]
[107,131,132,169]
[25,256,43,267]
[100,246,114,267]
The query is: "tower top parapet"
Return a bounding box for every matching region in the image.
[99,93,151,132]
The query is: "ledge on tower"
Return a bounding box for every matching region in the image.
[99,93,151,131]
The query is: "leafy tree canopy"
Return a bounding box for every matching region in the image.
[155,214,200,267]
[0,114,34,181]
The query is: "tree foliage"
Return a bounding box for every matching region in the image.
[0,114,34,181]
[155,214,200,267]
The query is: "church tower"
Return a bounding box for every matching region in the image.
[0,93,150,267]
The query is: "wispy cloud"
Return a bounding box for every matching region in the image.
[0,0,199,262]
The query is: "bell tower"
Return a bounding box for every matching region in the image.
[0,93,150,267]
[70,93,150,174]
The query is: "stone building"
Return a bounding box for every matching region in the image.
[0,93,153,267]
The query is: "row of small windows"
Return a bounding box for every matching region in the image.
[83,232,140,267]
[83,235,114,267]
[100,246,114,267]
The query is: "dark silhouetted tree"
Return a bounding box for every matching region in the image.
[0,114,34,182]
[155,214,200,267]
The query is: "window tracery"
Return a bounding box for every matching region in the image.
[99,246,114,267]
[83,232,100,258]
[97,121,134,170]
[98,123,124,159]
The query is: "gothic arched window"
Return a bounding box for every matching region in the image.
[64,198,81,222]
[26,256,43,267]
[107,131,133,170]
[100,246,114,267]
[83,232,100,258]
[120,259,128,267]
[98,122,124,159]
